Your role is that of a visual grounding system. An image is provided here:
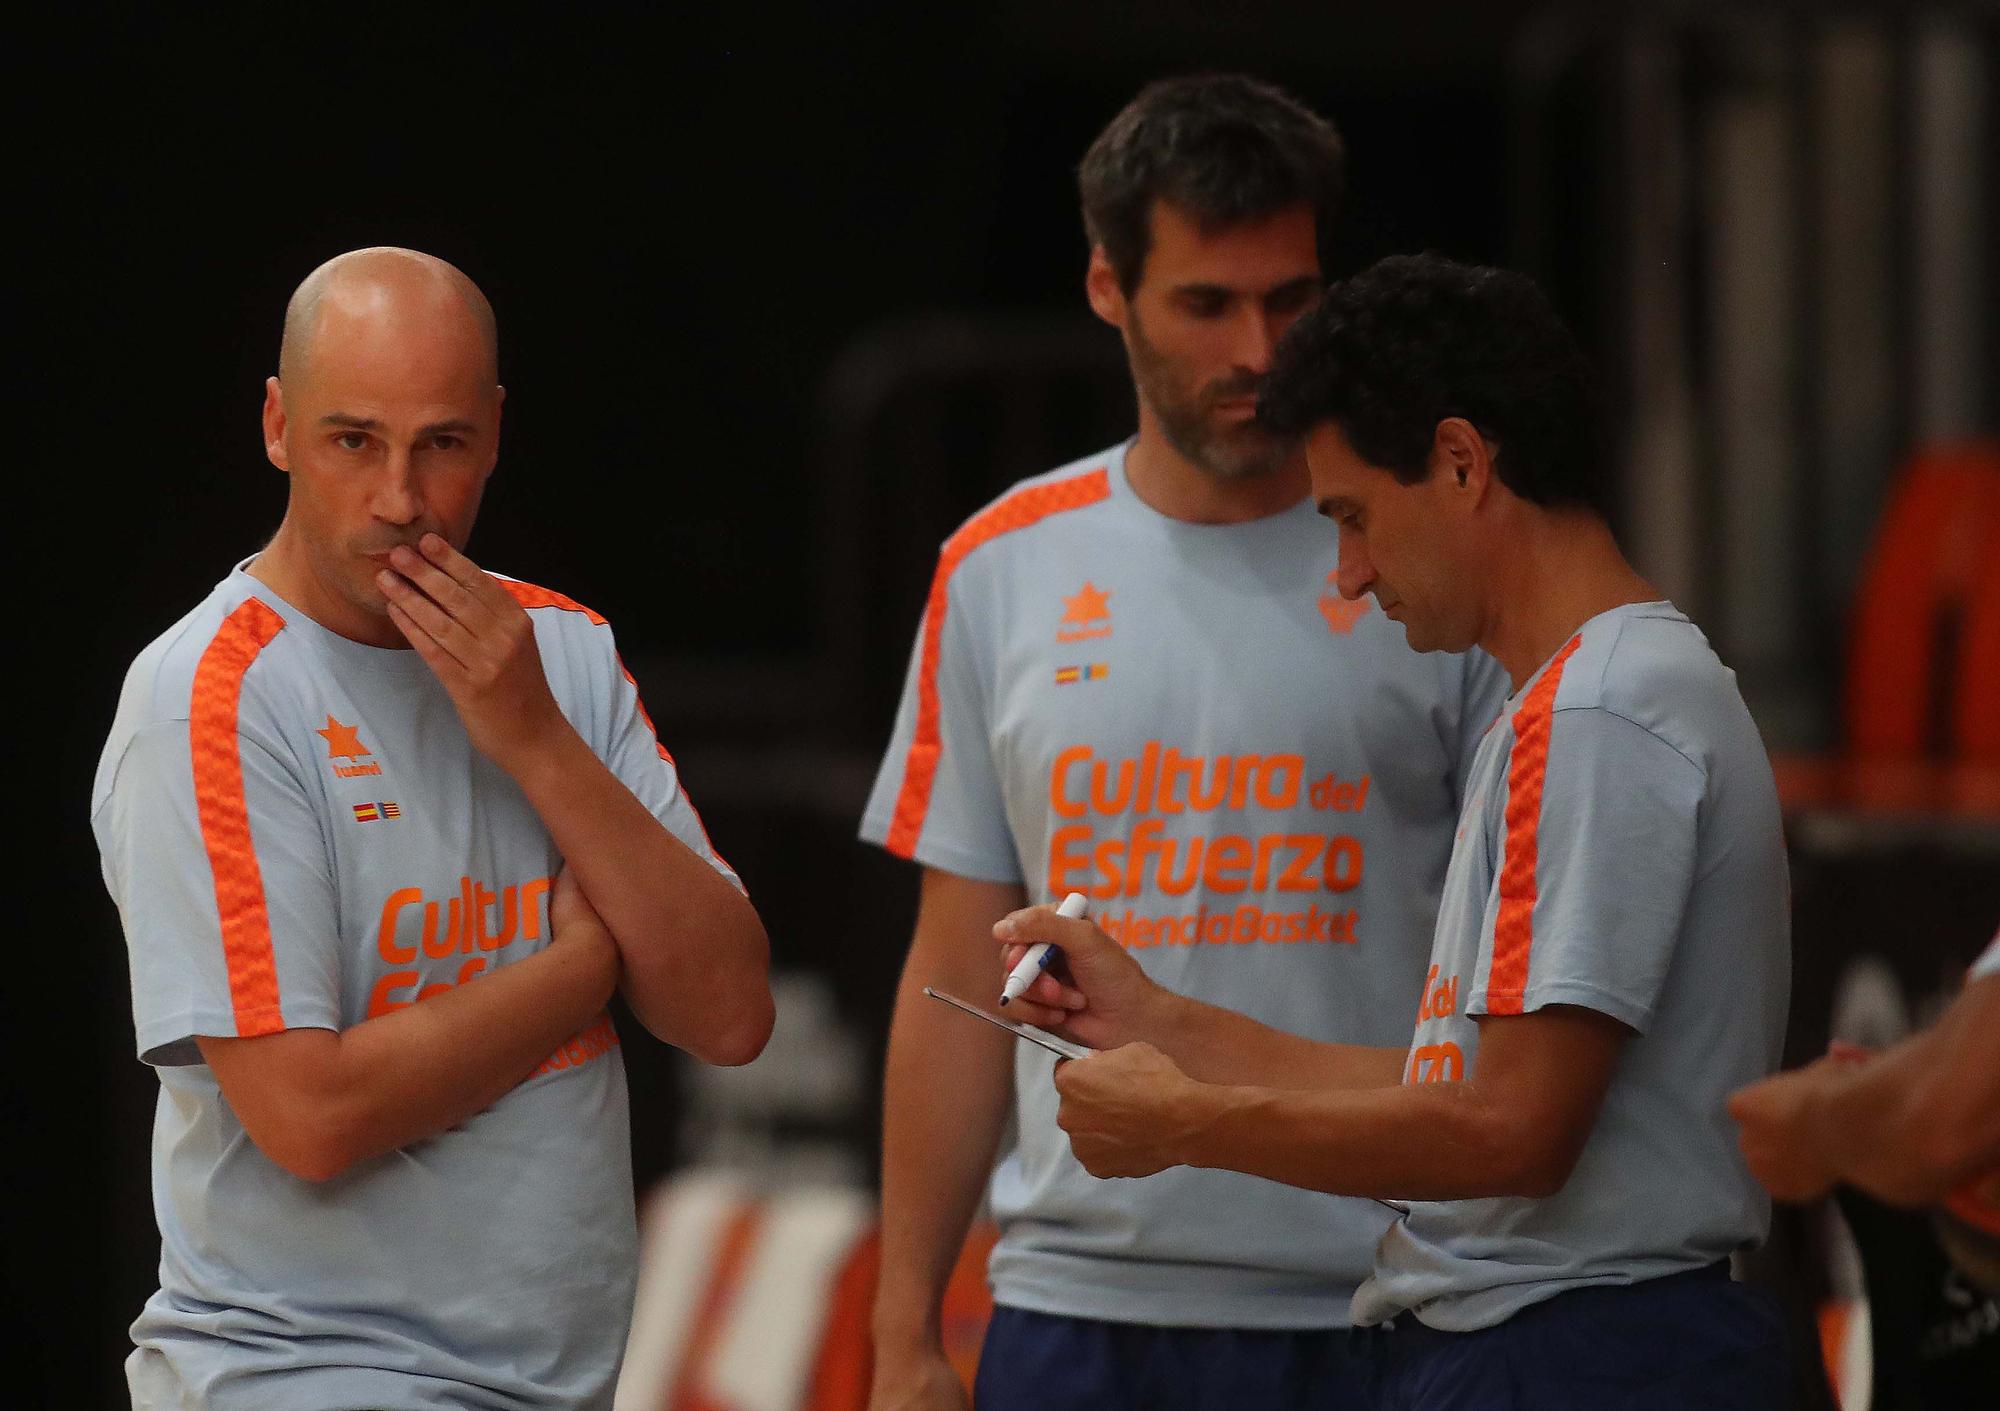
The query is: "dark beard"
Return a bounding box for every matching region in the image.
[1126,310,1295,481]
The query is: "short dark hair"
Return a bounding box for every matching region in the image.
[1078,74,1345,295]
[1260,253,1605,512]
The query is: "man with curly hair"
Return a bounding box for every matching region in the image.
[997,253,1792,1408]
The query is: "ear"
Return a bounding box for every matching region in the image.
[1432,418,1494,502]
[1085,246,1127,329]
[262,377,290,472]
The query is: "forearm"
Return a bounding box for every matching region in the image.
[206,924,619,1181]
[873,966,1015,1349]
[1152,990,1407,1090]
[1175,1079,1552,1201]
[511,725,772,1064]
[1815,982,2000,1204]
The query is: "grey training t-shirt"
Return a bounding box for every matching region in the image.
[1354,601,1791,1331]
[862,443,1508,1328]
[93,563,738,1411]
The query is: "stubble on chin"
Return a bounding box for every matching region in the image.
[1131,334,1293,482]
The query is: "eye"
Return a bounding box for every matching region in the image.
[1179,292,1229,319]
[1267,284,1319,314]
[335,432,368,452]
[429,434,464,451]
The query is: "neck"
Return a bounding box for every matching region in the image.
[1479,507,1660,691]
[1123,406,1309,525]
[246,523,409,650]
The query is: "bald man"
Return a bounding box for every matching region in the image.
[91,247,773,1411]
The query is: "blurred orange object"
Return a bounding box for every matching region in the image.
[803,1224,997,1411]
[1777,440,2000,817]
[618,1179,999,1411]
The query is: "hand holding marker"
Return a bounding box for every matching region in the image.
[1000,892,1089,1007]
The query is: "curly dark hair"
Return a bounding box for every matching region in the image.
[1079,74,1345,296]
[1259,253,1605,512]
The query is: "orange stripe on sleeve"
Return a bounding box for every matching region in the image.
[190,597,289,1036]
[497,578,737,878]
[618,658,735,877]
[1486,635,1584,1015]
[885,468,1112,857]
[498,578,608,625]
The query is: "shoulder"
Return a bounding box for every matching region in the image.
[493,574,611,627]
[1549,606,1749,775]
[491,575,626,705]
[111,577,302,728]
[93,575,298,806]
[493,575,618,656]
[1553,606,1731,715]
[937,447,1122,572]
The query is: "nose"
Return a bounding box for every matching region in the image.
[1335,531,1375,601]
[1232,303,1283,377]
[369,448,423,527]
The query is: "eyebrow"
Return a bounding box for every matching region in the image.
[1168,274,1323,301]
[319,413,480,437]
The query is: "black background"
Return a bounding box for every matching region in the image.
[20,1,1854,1401]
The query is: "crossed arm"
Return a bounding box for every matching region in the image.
[200,872,620,1182]
[201,536,773,1182]
[373,533,773,1065]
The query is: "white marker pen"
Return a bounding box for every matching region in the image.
[1000,891,1089,1007]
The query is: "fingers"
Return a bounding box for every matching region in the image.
[412,532,502,605]
[1005,995,1073,1030]
[379,570,479,670]
[1024,972,1086,1009]
[384,598,462,674]
[388,540,489,623]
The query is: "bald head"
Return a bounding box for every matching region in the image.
[278,247,498,389]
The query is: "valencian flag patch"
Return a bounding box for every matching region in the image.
[1055,663,1109,685]
[351,801,401,823]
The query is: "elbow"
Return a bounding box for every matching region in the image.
[1502,1154,1576,1200]
[698,914,775,1067]
[699,989,776,1068]
[244,1117,357,1184]
[1472,1122,1583,1199]
[279,1146,353,1185]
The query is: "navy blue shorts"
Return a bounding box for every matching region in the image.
[972,1304,1374,1411]
[1365,1263,1789,1411]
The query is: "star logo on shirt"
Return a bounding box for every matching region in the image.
[1057,582,1114,643]
[316,716,372,760]
[1061,581,1111,625]
[1317,576,1373,635]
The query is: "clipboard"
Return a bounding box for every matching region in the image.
[924,987,1094,1060]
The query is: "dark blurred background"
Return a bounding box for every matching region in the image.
[18,2,1998,1405]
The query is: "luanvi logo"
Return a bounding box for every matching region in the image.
[1058,581,1112,643]
[317,715,382,778]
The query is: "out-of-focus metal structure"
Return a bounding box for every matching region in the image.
[1512,4,1995,744]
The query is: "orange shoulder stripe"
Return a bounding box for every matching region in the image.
[499,577,608,625]
[1486,634,1584,1015]
[885,468,1112,857]
[497,578,734,875]
[190,596,289,1037]
[618,658,735,876]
